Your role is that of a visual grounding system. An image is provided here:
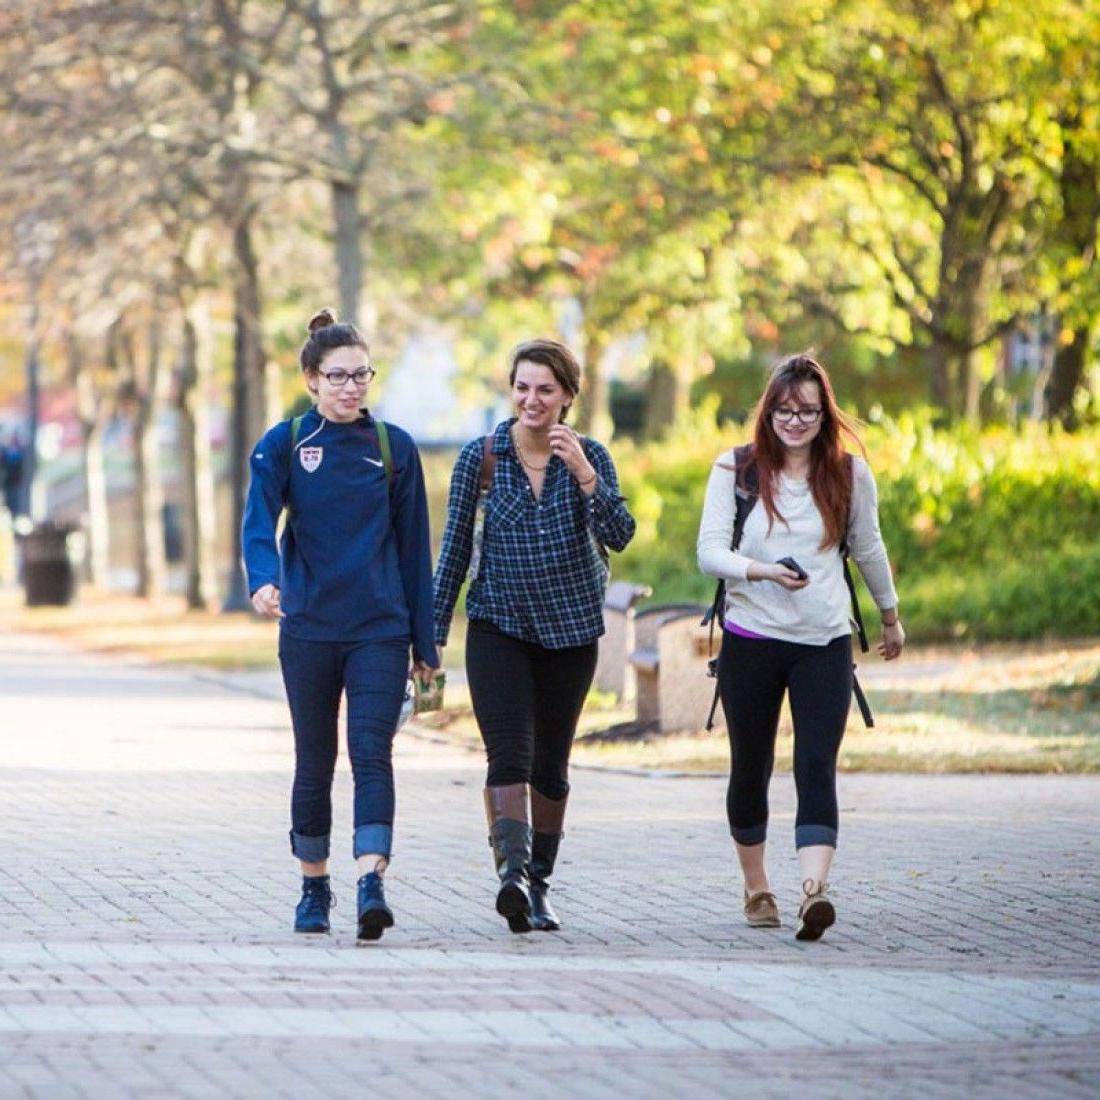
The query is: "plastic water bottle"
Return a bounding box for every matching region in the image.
[397,679,415,730]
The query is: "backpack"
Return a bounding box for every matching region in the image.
[466,435,495,582]
[701,443,874,730]
[288,413,393,487]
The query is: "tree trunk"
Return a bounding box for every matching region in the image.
[225,214,270,610]
[21,282,42,518]
[70,336,111,587]
[332,178,362,328]
[233,216,272,448]
[575,320,614,440]
[927,178,1015,421]
[132,319,168,599]
[642,362,677,439]
[176,303,219,609]
[963,345,983,424]
[924,337,959,418]
[929,267,996,421]
[1048,328,1091,430]
[1048,125,1100,428]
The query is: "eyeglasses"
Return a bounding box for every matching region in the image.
[319,367,375,387]
[772,406,822,425]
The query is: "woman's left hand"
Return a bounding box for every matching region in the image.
[411,660,438,688]
[549,424,597,488]
[877,621,906,661]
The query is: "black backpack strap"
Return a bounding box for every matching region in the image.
[705,661,723,731]
[701,445,757,627]
[841,454,872,726]
[840,454,869,655]
[840,453,866,651]
[704,445,757,731]
[852,671,874,728]
[842,553,869,654]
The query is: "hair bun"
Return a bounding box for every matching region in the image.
[307,308,338,334]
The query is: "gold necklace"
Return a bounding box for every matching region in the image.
[511,426,549,472]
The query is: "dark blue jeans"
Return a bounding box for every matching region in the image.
[278,633,408,863]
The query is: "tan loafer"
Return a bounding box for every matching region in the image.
[796,879,836,941]
[744,889,781,928]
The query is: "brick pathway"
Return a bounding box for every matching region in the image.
[1,630,1097,1098]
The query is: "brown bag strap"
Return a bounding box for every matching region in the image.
[479,434,495,492]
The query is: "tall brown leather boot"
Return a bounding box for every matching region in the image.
[483,784,533,934]
[529,789,567,931]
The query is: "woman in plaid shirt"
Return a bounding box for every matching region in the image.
[434,339,635,933]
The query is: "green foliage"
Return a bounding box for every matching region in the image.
[612,410,1100,640]
[893,544,1100,642]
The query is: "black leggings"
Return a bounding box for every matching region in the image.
[717,630,852,850]
[465,619,599,798]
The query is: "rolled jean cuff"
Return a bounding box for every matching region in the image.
[731,824,767,846]
[289,830,330,863]
[353,823,393,860]
[795,824,837,850]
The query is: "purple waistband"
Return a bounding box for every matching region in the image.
[724,621,774,641]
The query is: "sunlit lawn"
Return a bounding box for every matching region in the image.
[422,640,1100,775]
[2,586,1096,773]
[0,587,279,670]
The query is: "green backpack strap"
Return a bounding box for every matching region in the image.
[290,414,306,449]
[375,419,393,488]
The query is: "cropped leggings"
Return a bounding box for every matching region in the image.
[465,619,598,799]
[717,630,852,850]
[278,632,408,864]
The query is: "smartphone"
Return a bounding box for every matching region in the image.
[776,556,809,581]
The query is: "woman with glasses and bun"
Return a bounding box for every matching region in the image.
[242,308,438,942]
[697,353,904,941]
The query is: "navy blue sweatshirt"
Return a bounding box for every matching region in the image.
[241,408,438,666]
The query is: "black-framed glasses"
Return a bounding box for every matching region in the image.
[319,367,375,387]
[772,406,822,425]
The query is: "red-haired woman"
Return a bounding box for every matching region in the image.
[697,353,904,941]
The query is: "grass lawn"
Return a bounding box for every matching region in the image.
[419,639,1100,776]
[0,587,279,670]
[3,586,1097,774]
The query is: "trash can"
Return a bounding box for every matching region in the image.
[162,502,184,563]
[20,521,79,606]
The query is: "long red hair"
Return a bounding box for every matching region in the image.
[742,353,866,549]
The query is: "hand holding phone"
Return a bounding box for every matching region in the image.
[776,556,809,581]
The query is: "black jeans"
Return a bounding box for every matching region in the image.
[465,619,598,798]
[278,633,408,862]
[717,630,853,850]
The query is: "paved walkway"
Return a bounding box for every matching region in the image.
[1,630,1098,1098]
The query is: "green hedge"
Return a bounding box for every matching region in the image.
[610,407,1100,642]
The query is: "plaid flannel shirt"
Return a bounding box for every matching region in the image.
[433,419,636,649]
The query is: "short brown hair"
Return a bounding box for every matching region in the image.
[508,338,581,421]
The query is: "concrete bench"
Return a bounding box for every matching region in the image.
[594,580,652,700]
[628,604,715,733]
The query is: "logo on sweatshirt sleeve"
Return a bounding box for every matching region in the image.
[299,447,323,473]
